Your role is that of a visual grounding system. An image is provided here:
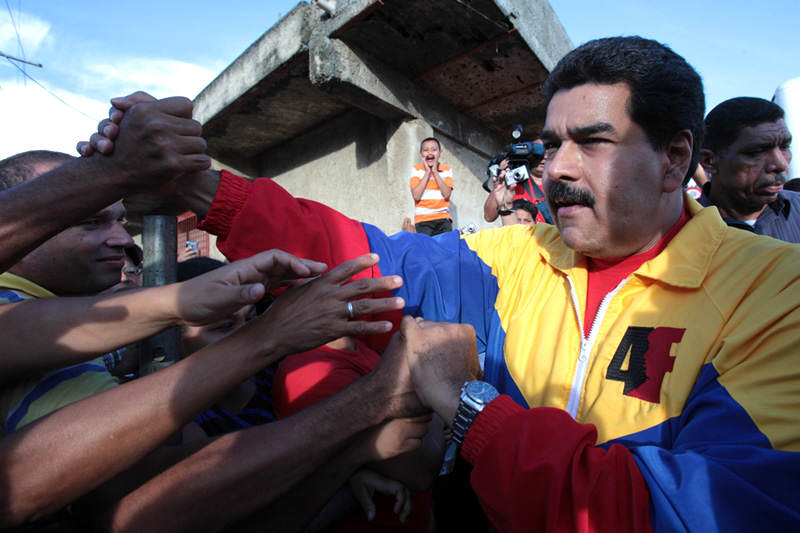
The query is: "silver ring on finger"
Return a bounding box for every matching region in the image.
[346,301,356,320]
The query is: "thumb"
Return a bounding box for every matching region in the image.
[239,283,265,304]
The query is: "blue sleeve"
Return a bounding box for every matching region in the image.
[363,225,528,406]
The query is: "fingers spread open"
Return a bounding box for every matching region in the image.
[323,253,380,285]
[347,296,404,320]
[339,276,403,301]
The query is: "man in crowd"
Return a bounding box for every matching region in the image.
[511,199,536,226]
[90,35,800,531]
[409,137,454,236]
[483,139,552,225]
[699,96,798,242]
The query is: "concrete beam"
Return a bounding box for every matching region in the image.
[493,0,572,71]
[309,35,504,156]
[193,3,315,126]
[320,0,384,38]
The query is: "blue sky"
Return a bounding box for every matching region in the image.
[1,0,797,159]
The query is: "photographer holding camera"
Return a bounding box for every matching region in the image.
[482,139,552,226]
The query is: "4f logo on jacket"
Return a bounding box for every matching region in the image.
[606,327,685,403]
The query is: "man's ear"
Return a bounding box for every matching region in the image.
[700,148,718,179]
[663,130,693,193]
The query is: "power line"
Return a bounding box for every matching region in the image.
[5,58,93,119]
[4,0,25,61]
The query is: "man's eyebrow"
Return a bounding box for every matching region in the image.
[568,122,616,138]
[741,137,793,152]
[540,122,616,142]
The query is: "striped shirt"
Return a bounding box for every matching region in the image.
[409,163,454,223]
[0,272,119,436]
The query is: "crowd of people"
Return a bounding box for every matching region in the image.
[0,34,798,533]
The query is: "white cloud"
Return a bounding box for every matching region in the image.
[0,10,51,59]
[80,57,218,100]
[0,79,108,160]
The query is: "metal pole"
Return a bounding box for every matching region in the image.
[140,215,180,376]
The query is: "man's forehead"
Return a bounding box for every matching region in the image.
[735,119,792,146]
[542,83,630,138]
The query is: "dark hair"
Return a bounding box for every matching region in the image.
[704,97,785,153]
[177,257,225,281]
[512,199,537,218]
[124,245,143,266]
[420,137,441,151]
[545,36,705,182]
[0,150,74,191]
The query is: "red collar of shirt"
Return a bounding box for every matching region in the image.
[582,207,690,337]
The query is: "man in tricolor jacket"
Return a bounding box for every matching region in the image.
[93,36,800,532]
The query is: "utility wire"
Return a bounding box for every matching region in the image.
[4,0,26,61]
[5,57,93,119]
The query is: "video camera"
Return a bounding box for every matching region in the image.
[483,141,545,192]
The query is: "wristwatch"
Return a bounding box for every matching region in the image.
[450,381,499,446]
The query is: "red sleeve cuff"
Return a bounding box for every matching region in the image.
[461,394,526,464]
[197,169,253,240]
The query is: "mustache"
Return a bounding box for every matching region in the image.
[755,174,788,188]
[547,180,596,209]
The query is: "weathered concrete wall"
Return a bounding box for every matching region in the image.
[254,110,499,235]
[259,109,407,233]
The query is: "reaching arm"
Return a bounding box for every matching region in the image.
[0,253,402,529]
[0,249,327,384]
[233,416,429,533]
[97,323,426,533]
[0,96,209,273]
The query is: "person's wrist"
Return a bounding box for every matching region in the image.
[436,386,461,426]
[174,169,221,219]
[78,153,135,195]
[158,283,189,327]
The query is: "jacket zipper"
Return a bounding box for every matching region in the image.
[564,276,628,418]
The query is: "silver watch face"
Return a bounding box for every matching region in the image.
[465,381,499,404]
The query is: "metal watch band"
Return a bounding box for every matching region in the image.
[450,381,499,446]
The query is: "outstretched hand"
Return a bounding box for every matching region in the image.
[75,91,211,203]
[402,316,481,423]
[174,249,327,326]
[260,253,406,358]
[348,469,413,523]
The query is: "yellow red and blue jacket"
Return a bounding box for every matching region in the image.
[200,170,800,532]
